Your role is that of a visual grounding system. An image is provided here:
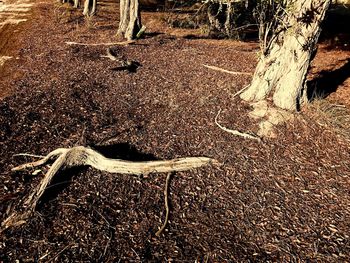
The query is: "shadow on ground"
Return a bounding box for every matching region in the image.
[308,58,350,100]
[38,143,158,209]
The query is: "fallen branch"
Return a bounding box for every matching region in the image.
[65,40,135,46]
[2,146,218,232]
[13,153,45,158]
[156,173,171,237]
[203,64,253,76]
[215,110,261,142]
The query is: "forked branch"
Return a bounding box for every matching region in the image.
[1,146,218,233]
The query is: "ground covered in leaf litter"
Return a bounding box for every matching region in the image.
[0,0,350,261]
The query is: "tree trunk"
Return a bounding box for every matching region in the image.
[118,0,142,40]
[73,0,79,8]
[83,0,97,16]
[207,2,236,38]
[62,0,79,8]
[241,0,331,111]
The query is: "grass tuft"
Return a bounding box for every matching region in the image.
[303,99,350,141]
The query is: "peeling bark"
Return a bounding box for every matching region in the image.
[241,0,331,111]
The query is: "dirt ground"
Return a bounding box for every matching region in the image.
[1,0,350,262]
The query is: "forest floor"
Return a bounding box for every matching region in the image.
[1,0,350,262]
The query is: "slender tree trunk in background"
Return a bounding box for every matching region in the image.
[207,2,236,37]
[241,0,331,111]
[83,0,97,16]
[61,0,79,8]
[118,0,142,40]
[73,0,79,8]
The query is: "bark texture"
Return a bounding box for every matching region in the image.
[118,0,142,40]
[207,2,236,37]
[241,0,331,110]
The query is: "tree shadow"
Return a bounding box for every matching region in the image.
[307,58,350,100]
[183,30,258,41]
[144,32,164,38]
[91,142,158,161]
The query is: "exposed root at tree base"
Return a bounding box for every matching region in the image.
[1,146,218,233]
[249,100,294,138]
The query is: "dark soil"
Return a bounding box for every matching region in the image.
[1,0,350,262]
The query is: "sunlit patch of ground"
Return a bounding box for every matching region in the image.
[0,0,33,67]
[0,0,33,28]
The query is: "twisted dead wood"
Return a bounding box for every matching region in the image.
[2,146,218,232]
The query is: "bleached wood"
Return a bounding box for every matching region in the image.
[1,146,218,232]
[215,110,261,141]
[241,0,331,110]
[73,0,79,8]
[11,148,66,171]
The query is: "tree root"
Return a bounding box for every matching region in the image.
[203,64,253,76]
[215,109,261,142]
[1,146,218,233]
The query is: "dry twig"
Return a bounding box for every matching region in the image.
[203,64,253,76]
[215,109,261,142]
[156,173,171,237]
[232,85,249,98]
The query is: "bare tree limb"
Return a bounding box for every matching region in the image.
[2,146,218,232]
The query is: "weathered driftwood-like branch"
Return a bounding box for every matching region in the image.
[203,64,253,76]
[1,146,218,232]
[215,110,261,142]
